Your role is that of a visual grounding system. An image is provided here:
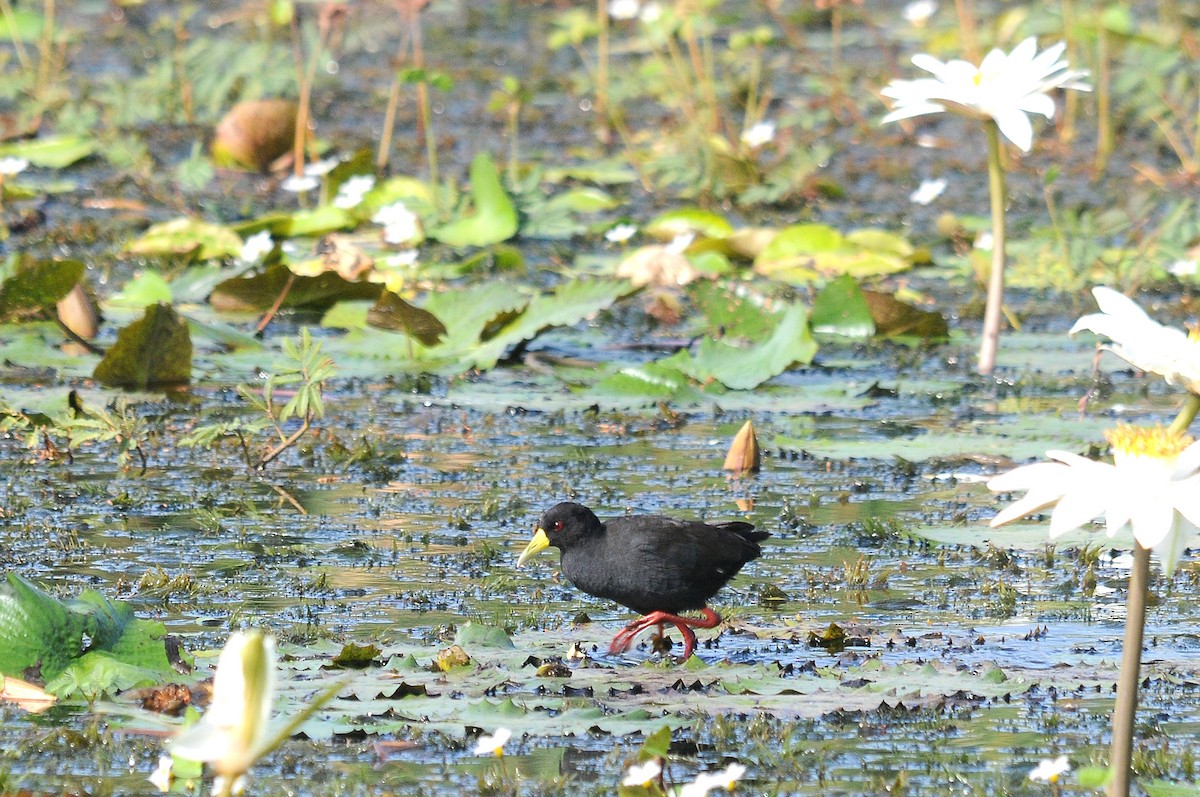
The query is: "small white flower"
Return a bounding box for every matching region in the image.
[881,37,1091,152]
[909,178,947,205]
[474,727,512,757]
[1070,286,1200,395]
[148,755,173,792]
[239,230,274,263]
[639,2,662,23]
[170,632,277,788]
[0,156,29,176]
[678,763,747,796]
[973,231,994,251]
[605,224,638,243]
[372,202,422,245]
[1028,755,1071,783]
[1169,259,1198,278]
[386,248,420,268]
[303,157,339,177]
[333,175,376,209]
[740,121,776,148]
[280,174,319,193]
[902,0,938,26]
[665,232,695,255]
[989,425,1200,575]
[609,0,640,20]
[623,760,662,787]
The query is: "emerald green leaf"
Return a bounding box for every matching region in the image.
[0,574,92,682]
[644,208,734,240]
[93,302,192,388]
[432,153,518,248]
[810,274,875,337]
[454,623,515,649]
[665,303,817,390]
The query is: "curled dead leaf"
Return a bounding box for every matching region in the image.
[316,234,374,282]
[56,283,99,340]
[616,245,699,288]
[723,419,761,475]
[0,675,57,714]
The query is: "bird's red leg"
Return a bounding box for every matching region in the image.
[608,608,722,658]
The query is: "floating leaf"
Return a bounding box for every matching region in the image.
[0,135,97,169]
[93,303,192,388]
[210,263,382,312]
[124,218,243,261]
[432,153,518,248]
[454,623,515,649]
[368,291,447,345]
[665,303,817,390]
[0,574,185,697]
[331,642,381,669]
[754,224,913,284]
[0,256,85,319]
[810,274,875,337]
[543,187,618,213]
[211,99,298,171]
[644,208,734,240]
[616,245,698,288]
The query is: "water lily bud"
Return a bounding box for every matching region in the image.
[723,420,761,475]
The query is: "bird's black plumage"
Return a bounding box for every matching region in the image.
[517,501,768,659]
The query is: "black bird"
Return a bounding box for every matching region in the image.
[516,502,768,660]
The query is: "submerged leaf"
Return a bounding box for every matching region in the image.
[93,303,192,388]
[210,263,382,312]
[368,291,447,345]
[863,290,949,339]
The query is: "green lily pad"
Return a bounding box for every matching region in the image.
[811,274,875,337]
[0,135,97,169]
[644,208,734,240]
[665,303,817,390]
[123,217,243,261]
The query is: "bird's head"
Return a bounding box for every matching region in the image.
[516,502,600,566]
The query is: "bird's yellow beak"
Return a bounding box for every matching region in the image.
[516,527,550,567]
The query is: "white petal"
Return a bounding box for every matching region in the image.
[987,461,1069,492]
[1172,440,1200,479]
[1154,515,1195,576]
[882,103,946,124]
[992,109,1034,152]
[1091,286,1150,321]
[1129,499,1176,549]
[1048,486,1106,536]
[1169,476,1200,525]
[1020,92,1057,120]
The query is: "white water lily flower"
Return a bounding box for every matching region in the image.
[989,425,1200,575]
[623,760,662,787]
[609,0,640,20]
[1070,286,1200,394]
[0,156,29,176]
[239,230,274,263]
[474,727,512,757]
[333,174,376,209]
[909,178,947,205]
[881,37,1090,152]
[740,121,775,148]
[372,201,422,245]
[902,0,937,26]
[1169,259,1198,278]
[665,232,695,255]
[1028,755,1070,783]
[639,3,662,23]
[170,631,277,795]
[605,223,637,243]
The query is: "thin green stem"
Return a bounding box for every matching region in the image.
[978,120,1008,375]
[1168,393,1200,437]
[596,0,610,140]
[35,0,54,100]
[1107,542,1150,797]
[0,0,30,72]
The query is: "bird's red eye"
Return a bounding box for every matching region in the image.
[553,520,564,532]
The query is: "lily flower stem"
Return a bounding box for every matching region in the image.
[596,0,610,142]
[1108,542,1149,797]
[978,120,1008,375]
[1168,393,1200,437]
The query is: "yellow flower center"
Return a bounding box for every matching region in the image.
[1187,322,1200,343]
[1104,424,1194,458]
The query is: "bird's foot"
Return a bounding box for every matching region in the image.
[607,609,721,660]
